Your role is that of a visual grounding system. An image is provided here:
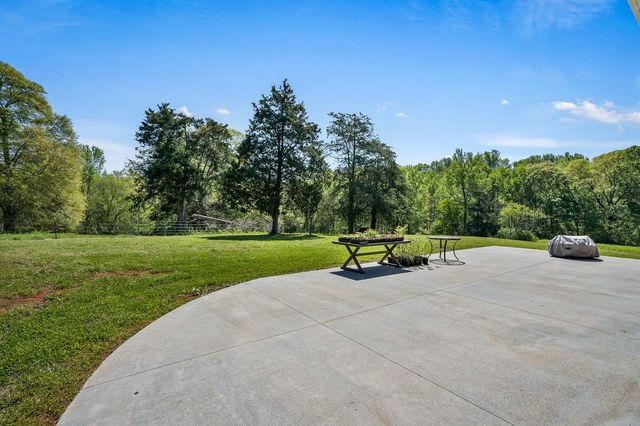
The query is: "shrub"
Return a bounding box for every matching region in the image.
[498,202,545,233]
[394,225,407,237]
[496,227,538,242]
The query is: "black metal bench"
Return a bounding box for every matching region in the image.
[332,240,412,273]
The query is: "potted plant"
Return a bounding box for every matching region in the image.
[390,235,429,266]
[338,229,404,244]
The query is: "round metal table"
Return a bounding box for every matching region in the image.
[428,235,464,265]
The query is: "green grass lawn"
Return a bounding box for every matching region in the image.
[1,233,639,424]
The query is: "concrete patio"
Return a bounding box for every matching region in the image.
[60,246,640,425]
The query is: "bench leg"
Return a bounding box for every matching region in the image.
[342,245,364,273]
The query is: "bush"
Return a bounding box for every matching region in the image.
[498,202,545,233]
[496,227,538,242]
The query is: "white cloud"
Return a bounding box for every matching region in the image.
[443,0,502,31]
[376,101,398,112]
[515,0,612,35]
[501,99,510,105]
[215,107,231,116]
[177,106,192,117]
[553,100,640,125]
[510,65,564,83]
[475,133,639,150]
[395,112,409,118]
[443,0,611,35]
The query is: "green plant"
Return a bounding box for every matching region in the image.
[498,202,545,234]
[394,235,429,265]
[363,228,380,237]
[496,227,538,242]
[394,225,407,237]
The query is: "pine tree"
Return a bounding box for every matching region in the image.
[226,80,322,234]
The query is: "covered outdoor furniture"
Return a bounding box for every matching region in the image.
[548,235,600,258]
[427,235,464,265]
[332,240,411,273]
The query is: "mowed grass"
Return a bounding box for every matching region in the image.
[0,233,638,424]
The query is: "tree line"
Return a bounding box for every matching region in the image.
[1,62,639,245]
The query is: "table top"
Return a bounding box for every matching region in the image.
[428,235,461,241]
[332,240,412,247]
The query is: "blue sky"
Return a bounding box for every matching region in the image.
[2,0,640,170]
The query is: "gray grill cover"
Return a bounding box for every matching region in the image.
[548,235,600,258]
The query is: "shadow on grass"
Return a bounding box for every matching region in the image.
[202,233,323,242]
[330,264,413,281]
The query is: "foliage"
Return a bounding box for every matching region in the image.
[496,227,538,242]
[3,62,640,246]
[325,112,376,233]
[362,140,406,229]
[445,149,486,235]
[80,145,106,197]
[394,235,430,265]
[399,146,639,246]
[0,62,85,232]
[130,104,233,223]
[224,80,322,234]
[498,202,545,235]
[394,224,407,236]
[81,171,153,234]
[588,147,640,245]
[430,198,463,235]
[289,141,328,234]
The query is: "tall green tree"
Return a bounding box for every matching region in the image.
[289,144,327,234]
[226,80,321,234]
[0,62,84,231]
[363,140,404,230]
[523,162,572,236]
[588,147,640,244]
[80,145,106,198]
[402,164,441,233]
[82,171,152,234]
[445,149,484,235]
[325,112,377,233]
[131,104,233,223]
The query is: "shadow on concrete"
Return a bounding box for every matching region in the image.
[555,257,604,263]
[330,265,415,281]
[202,234,322,242]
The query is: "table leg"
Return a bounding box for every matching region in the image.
[342,245,363,273]
[380,244,400,267]
[451,239,460,261]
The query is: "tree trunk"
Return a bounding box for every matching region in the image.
[347,138,357,234]
[370,205,377,230]
[347,202,355,233]
[270,209,279,234]
[176,199,188,233]
[1,135,16,232]
[306,212,313,236]
[461,188,468,235]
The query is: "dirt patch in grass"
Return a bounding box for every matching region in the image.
[92,270,166,279]
[0,287,55,313]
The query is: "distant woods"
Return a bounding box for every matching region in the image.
[1,62,639,245]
